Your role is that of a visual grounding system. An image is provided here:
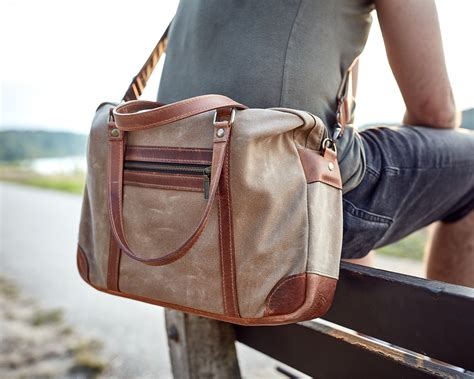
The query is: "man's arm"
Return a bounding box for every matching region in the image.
[375,0,461,128]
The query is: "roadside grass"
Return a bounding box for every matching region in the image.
[376,229,427,261]
[0,164,85,194]
[0,275,109,377]
[0,164,426,261]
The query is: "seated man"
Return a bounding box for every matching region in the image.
[157,0,474,287]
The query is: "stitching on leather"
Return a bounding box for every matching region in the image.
[118,94,217,114]
[118,141,126,247]
[124,181,203,192]
[224,143,239,316]
[124,171,205,192]
[119,106,219,130]
[125,171,203,179]
[127,145,212,152]
[266,274,306,311]
[107,233,114,288]
[107,233,121,291]
[126,146,212,165]
[126,157,212,165]
[106,142,119,255]
[217,194,228,314]
[117,95,224,116]
[118,102,241,130]
[108,139,135,261]
[116,95,243,130]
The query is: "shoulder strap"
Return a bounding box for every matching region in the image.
[121,22,355,139]
[122,23,171,102]
[333,58,358,139]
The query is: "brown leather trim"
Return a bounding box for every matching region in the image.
[217,141,240,317]
[124,171,204,192]
[297,147,342,190]
[107,233,121,291]
[77,244,90,283]
[114,95,247,131]
[79,272,336,326]
[264,273,306,316]
[125,145,212,165]
[107,119,231,266]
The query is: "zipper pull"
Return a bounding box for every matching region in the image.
[203,166,211,199]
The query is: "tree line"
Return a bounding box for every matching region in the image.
[0,130,87,162]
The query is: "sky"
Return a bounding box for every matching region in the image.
[1,0,473,133]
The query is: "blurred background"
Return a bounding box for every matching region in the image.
[1,0,473,377]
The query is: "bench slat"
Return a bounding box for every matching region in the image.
[235,323,436,379]
[322,262,474,371]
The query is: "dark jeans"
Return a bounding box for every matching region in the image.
[341,125,474,259]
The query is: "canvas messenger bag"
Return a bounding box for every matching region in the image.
[77,25,356,326]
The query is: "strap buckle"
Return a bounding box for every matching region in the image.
[322,137,337,153]
[213,108,236,126]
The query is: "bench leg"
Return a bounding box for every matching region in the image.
[165,309,241,379]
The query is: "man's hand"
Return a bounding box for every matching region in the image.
[375,0,460,129]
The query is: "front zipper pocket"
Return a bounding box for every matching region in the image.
[123,145,213,199]
[124,161,211,198]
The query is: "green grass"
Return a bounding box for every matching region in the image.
[30,308,64,326]
[0,165,85,194]
[2,175,85,194]
[376,229,427,261]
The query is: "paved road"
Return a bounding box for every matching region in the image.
[0,183,304,378]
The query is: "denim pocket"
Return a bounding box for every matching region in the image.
[341,199,393,259]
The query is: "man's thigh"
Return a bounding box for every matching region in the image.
[341,125,474,259]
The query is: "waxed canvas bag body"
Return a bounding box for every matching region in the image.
[77,25,353,326]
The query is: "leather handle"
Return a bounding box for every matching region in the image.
[113,94,247,131]
[107,117,233,266]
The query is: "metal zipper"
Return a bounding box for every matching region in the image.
[124,161,212,199]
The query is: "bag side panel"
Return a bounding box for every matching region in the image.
[230,109,311,318]
[78,104,115,287]
[306,182,342,278]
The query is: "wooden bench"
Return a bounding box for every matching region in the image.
[166,262,474,378]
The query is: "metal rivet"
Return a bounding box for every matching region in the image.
[328,162,334,171]
[216,128,225,138]
[110,128,120,137]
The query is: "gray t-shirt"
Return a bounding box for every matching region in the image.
[158,0,374,193]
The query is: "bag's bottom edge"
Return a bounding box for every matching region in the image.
[76,246,336,326]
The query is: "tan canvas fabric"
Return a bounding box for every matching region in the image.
[307,182,343,279]
[78,104,115,288]
[230,109,314,317]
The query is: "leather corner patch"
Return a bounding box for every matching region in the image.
[264,273,306,316]
[77,245,90,283]
[297,148,342,189]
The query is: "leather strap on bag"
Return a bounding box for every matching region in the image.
[107,114,234,266]
[333,58,358,140]
[113,95,247,131]
[122,23,171,102]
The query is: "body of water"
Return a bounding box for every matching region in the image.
[27,156,86,175]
